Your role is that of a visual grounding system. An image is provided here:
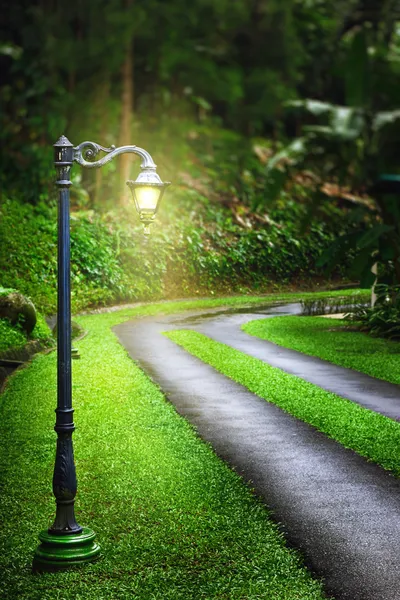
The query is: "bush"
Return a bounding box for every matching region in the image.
[0,311,52,354]
[347,284,400,339]
[0,319,26,353]
[0,200,130,313]
[1,190,352,315]
[301,295,365,316]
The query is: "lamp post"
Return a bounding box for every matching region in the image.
[32,136,170,571]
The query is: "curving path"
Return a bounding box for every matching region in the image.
[114,303,400,600]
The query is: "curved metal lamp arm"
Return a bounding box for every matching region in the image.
[73,141,157,170]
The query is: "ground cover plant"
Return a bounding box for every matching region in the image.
[348,284,400,340]
[0,301,331,600]
[0,287,52,353]
[165,330,400,477]
[0,318,26,353]
[243,316,400,386]
[0,314,52,354]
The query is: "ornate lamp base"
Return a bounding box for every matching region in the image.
[32,527,100,571]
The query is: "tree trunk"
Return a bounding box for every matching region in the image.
[118,36,134,205]
[94,79,111,206]
[371,262,378,307]
[376,196,400,286]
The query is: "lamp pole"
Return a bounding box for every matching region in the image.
[33,136,169,571]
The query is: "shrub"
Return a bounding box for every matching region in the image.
[1,191,353,315]
[301,295,366,316]
[0,319,26,353]
[348,284,400,339]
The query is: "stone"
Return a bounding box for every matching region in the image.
[0,292,37,334]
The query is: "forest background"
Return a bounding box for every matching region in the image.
[1,0,400,314]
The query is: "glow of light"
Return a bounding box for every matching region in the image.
[135,186,161,211]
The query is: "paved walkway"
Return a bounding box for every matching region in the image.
[114,304,400,600]
[175,303,400,421]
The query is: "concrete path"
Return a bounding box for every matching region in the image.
[114,304,400,600]
[175,303,400,421]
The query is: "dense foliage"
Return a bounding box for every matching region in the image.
[264,16,400,287]
[0,319,26,354]
[2,1,400,312]
[0,312,52,354]
[348,283,400,339]
[2,1,398,196]
[0,192,350,313]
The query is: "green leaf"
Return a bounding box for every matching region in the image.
[0,43,22,59]
[356,224,394,250]
[302,125,335,136]
[360,266,377,288]
[192,96,212,111]
[286,99,336,115]
[304,107,364,140]
[317,231,360,268]
[345,29,369,107]
[373,110,400,131]
[349,249,374,279]
[332,107,364,138]
[266,138,307,171]
[255,168,288,208]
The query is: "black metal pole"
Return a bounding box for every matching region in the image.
[33,134,166,571]
[33,136,100,570]
[50,135,82,535]
[33,136,100,571]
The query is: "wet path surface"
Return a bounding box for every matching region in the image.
[114,304,400,600]
[177,303,400,421]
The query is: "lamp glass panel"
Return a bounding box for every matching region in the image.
[135,186,161,211]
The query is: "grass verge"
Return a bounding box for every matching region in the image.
[87,287,369,315]
[165,330,400,478]
[0,299,332,600]
[243,316,400,386]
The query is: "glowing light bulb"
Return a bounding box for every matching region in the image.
[135,186,161,211]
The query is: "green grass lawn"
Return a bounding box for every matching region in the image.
[165,330,400,478]
[0,296,337,600]
[0,287,368,357]
[79,287,369,320]
[243,316,400,385]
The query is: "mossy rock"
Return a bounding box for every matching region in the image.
[0,292,37,334]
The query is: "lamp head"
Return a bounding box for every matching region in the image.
[127,168,170,235]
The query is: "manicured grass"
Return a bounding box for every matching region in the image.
[243,316,400,386]
[107,287,369,315]
[165,330,400,478]
[0,301,330,599]
[0,287,364,357]
[75,287,369,332]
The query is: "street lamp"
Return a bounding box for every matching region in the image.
[127,168,168,235]
[32,136,170,571]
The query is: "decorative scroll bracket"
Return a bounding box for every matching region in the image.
[73,141,157,170]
